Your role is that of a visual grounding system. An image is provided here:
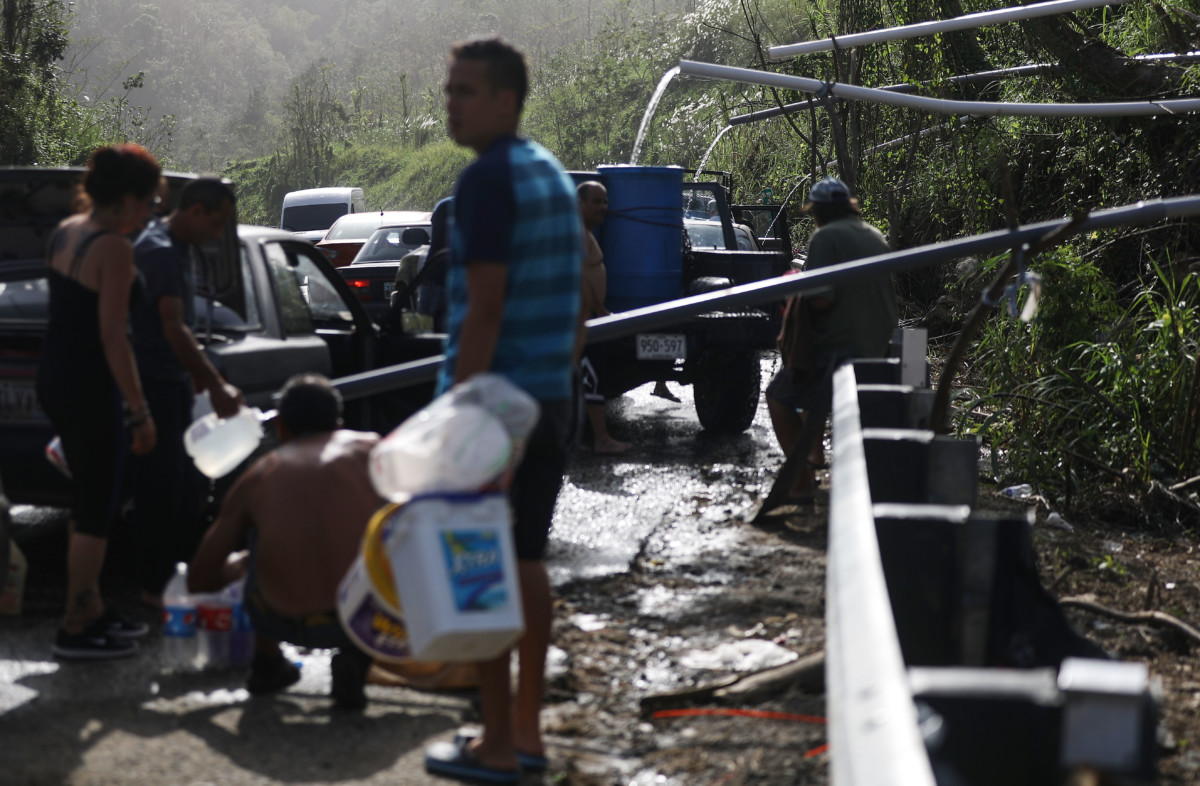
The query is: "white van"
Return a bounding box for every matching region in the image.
[279,187,367,243]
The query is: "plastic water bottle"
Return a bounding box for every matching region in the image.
[227,578,255,669]
[1001,483,1034,499]
[161,562,198,672]
[197,592,232,670]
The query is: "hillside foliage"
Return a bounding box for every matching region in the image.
[6,0,1200,513]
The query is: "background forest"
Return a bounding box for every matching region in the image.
[4,0,1200,520]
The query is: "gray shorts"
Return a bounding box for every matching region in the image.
[765,358,836,412]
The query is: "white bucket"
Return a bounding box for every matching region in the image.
[336,503,413,662]
[383,493,523,662]
[184,406,264,479]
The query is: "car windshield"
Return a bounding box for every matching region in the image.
[685,220,727,249]
[354,226,431,263]
[325,214,387,241]
[280,203,349,232]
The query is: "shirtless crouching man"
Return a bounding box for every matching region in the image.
[188,373,380,709]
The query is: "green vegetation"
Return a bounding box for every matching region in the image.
[6,0,1200,516]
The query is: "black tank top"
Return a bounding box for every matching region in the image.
[41,229,141,374]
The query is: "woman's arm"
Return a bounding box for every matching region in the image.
[95,236,157,454]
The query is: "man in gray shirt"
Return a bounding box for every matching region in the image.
[765,177,897,503]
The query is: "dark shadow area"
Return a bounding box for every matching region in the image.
[2,666,459,783]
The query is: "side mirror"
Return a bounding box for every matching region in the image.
[402,227,430,246]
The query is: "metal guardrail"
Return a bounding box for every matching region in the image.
[827,362,938,786]
[333,195,1200,402]
[825,350,1159,785]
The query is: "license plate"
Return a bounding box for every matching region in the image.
[0,377,45,424]
[383,281,395,296]
[636,333,687,360]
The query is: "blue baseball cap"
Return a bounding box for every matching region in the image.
[805,177,852,204]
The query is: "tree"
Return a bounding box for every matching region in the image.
[280,61,348,188]
[0,0,90,164]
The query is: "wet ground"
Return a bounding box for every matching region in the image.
[0,357,833,785]
[5,354,1194,784]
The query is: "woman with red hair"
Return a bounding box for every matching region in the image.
[38,143,161,659]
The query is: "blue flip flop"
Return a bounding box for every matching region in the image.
[453,730,548,772]
[516,751,548,771]
[425,738,519,784]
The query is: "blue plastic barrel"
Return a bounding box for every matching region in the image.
[596,165,684,313]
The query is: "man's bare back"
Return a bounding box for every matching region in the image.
[198,429,382,617]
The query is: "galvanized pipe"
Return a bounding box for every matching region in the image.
[729,53,1199,127]
[728,64,1059,126]
[769,0,1130,59]
[334,195,1200,401]
[679,59,1200,117]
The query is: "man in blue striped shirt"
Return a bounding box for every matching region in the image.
[425,36,581,784]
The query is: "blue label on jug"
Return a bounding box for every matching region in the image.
[439,529,506,612]
[164,605,197,637]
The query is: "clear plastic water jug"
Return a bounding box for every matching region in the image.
[184,406,265,479]
[369,402,512,500]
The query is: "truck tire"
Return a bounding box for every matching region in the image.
[693,351,761,433]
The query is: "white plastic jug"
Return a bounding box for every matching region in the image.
[369,402,512,500]
[433,374,541,446]
[184,406,265,479]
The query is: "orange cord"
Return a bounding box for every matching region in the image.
[650,708,827,725]
[803,743,829,758]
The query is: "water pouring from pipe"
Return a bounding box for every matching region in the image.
[630,66,680,165]
[694,124,733,180]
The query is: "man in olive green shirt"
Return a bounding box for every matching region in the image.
[765,177,897,502]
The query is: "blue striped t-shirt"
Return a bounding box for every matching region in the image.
[438,136,582,401]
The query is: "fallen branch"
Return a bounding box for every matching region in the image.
[713,650,825,703]
[1060,595,1200,646]
[1147,480,1200,523]
[638,650,826,715]
[1169,474,1200,494]
[639,674,741,716]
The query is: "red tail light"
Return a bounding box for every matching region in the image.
[343,278,373,302]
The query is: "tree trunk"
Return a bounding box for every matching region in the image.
[1021,12,1187,98]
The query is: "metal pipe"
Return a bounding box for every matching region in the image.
[729,63,1059,126]
[730,53,1200,126]
[333,195,1200,402]
[679,59,1200,117]
[769,0,1130,59]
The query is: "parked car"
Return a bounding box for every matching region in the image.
[684,218,727,249]
[315,210,430,267]
[338,224,432,324]
[0,168,443,506]
[685,217,763,253]
[279,186,366,243]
